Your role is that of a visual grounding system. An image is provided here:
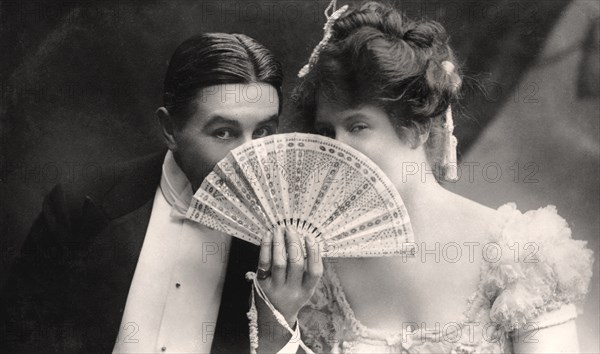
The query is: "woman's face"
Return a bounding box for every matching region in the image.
[314,100,419,186]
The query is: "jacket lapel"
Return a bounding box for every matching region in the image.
[79,198,155,352]
[69,150,259,353]
[211,237,260,353]
[75,151,165,352]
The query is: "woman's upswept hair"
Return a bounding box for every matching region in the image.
[164,33,283,123]
[293,1,462,166]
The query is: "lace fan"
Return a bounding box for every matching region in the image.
[186,133,414,257]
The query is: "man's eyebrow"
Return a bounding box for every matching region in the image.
[204,114,278,129]
[204,115,242,128]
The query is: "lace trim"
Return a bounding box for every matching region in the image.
[319,205,517,349]
[313,202,589,352]
[481,203,591,332]
[460,211,500,322]
[324,262,472,348]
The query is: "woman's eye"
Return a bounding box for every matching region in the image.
[214,129,235,140]
[350,124,368,133]
[253,127,273,138]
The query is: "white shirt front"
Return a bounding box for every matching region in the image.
[113,151,231,353]
[112,151,301,354]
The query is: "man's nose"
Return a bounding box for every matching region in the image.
[240,133,253,145]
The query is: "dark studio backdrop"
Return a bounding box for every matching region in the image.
[1,0,598,352]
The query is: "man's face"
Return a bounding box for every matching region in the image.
[171,83,280,189]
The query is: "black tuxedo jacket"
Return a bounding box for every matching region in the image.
[1,151,260,353]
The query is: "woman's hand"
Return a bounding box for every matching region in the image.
[257,225,323,326]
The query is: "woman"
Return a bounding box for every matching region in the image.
[257,2,594,353]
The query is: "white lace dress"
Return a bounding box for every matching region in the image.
[297,203,594,353]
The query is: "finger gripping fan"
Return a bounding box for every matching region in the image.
[186,133,414,257]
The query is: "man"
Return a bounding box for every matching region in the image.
[1,33,304,353]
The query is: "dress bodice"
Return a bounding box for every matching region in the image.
[297,203,594,353]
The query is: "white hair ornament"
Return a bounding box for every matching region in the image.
[297,0,349,78]
[441,60,459,181]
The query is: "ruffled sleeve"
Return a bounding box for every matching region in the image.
[481,203,594,332]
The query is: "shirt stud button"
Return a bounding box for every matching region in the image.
[161,346,166,352]
[176,283,181,288]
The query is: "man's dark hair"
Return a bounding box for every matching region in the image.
[163,33,283,123]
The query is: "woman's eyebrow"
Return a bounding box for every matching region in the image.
[343,113,369,123]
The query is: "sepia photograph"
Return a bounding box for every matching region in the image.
[1,0,598,353]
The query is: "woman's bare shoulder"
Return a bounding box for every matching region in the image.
[440,190,500,240]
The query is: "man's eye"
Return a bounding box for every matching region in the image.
[350,124,368,133]
[214,129,235,140]
[253,127,274,139]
